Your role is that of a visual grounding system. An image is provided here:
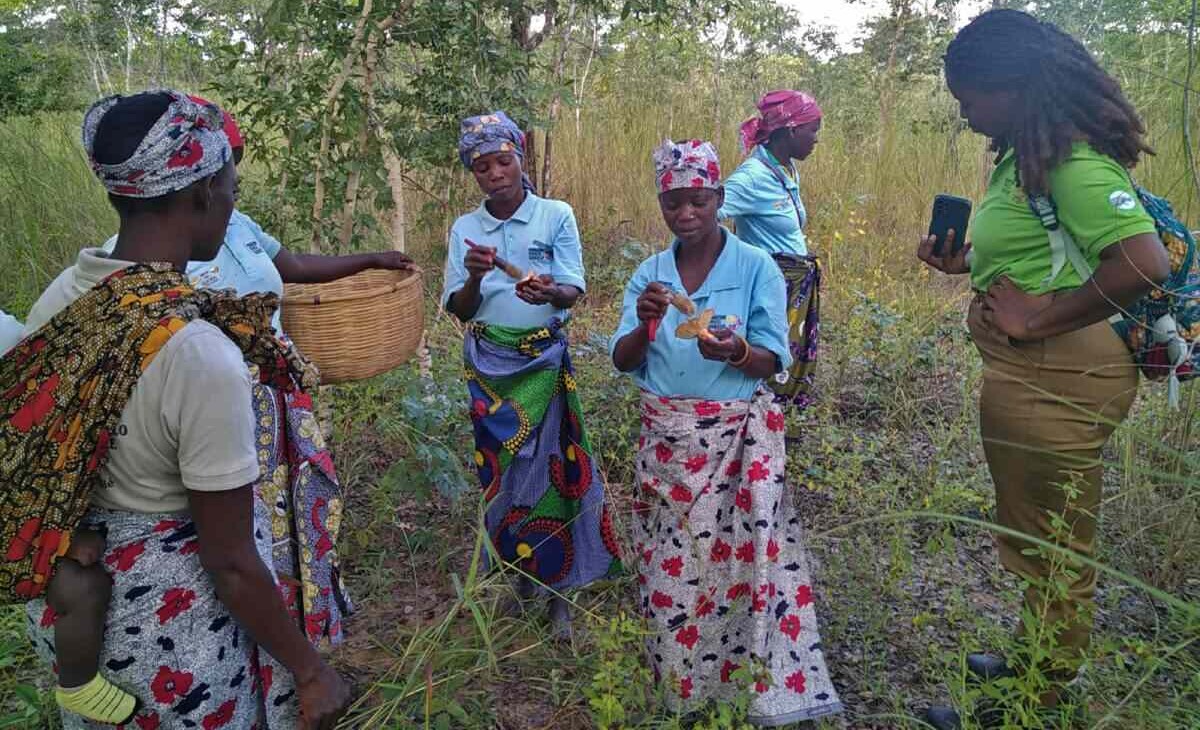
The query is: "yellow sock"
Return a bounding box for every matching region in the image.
[55,674,139,725]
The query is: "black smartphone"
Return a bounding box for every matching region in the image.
[928,194,971,257]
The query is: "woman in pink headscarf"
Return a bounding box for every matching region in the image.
[720,91,823,437]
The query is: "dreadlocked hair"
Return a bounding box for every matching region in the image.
[944,9,1152,195]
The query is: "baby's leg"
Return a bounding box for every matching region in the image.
[47,530,138,724]
[48,530,108,688]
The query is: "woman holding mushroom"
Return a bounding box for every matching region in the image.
[442,112,620,637]
[609,139,841,724]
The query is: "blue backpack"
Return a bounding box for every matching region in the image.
[1028,185,1200,407]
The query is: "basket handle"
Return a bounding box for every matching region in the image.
[287,276,416,306]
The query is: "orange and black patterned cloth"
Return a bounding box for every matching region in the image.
[0,263,314,602]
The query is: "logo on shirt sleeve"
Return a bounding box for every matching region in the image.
[1109,190,1137,212]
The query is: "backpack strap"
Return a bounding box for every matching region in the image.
[1027,193,1095,287]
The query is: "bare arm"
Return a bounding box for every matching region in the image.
[612,283,670,372]
[446,246,498,322]
[273,249,413,284]
[446,279,484,322]
[190,486,349,729]
[986,233,1170,341]
[697,329,778,380]
[1025,234,1169,339]
[516,278,582,309]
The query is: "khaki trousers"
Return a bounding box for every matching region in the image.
[968,298,1137,678]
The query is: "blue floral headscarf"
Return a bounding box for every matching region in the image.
[458,111,536,193]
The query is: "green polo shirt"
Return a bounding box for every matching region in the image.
[969,143,1158,293]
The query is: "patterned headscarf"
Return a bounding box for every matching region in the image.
[651,139,721,193]
[739,90,822,153]
[82,90,232,199]
[188,94,243,151]
[457,111,536,193]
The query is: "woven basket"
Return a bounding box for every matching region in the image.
[281,268,424,384]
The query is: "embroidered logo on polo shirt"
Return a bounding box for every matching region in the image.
[190,265,222,289]
[708,314,744,334]
[1109,190,1137,212]
[528,243,554,266]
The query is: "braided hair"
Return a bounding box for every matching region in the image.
[944,9,1152,194]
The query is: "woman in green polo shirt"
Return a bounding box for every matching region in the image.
[917,10,1169,728]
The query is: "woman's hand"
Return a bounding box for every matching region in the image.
[636,282,671,326]
[515,274,558,305]
[370,251,417,272]
[697,328,740,362]
[464,245,496,281]
[917,230,972,275]
[982,276,1054,341]
[297,664,351,730]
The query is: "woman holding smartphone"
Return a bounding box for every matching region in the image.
[918,10,1169,728]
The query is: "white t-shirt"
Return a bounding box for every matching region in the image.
[0,310,22,355]
[22,249,260,513]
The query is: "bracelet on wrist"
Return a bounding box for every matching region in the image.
[728,335,752,368]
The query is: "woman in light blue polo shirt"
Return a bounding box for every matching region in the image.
[442,112,619,639]
[720,90,825,433]
[610,139,841,726]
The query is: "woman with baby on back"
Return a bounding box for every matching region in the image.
[2,91,349,729]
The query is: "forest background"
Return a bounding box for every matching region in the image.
[1,0,1199,727]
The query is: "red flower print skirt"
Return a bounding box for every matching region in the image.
[632,391,842,724]
[27,506,298,728]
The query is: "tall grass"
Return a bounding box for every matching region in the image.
[0,113,114,316]
[0,54,1197,728]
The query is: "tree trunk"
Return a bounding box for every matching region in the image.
[712,23,734,143]
[382,148,408,253]
[123,14,135,93]
[157,0,168,85]
[338,30,377,252]
[574,16,597,137]
[75,0,112,94]
[525,128,538,192]
[541,2,575,196]
[366,20,408,255]
[876,1,911,156]
[311,0,376,253]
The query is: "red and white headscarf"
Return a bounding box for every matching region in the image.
[652,139,721,193]
[81,90,232,199]
[739,90,822,153]
[188,94,243,151]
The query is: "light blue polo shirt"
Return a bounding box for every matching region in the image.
[719,145,808,256]
[441,193,587,329]
[609,229,791,401]
[104,210,285,333]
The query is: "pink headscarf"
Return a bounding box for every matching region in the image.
[739,90,822,153]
